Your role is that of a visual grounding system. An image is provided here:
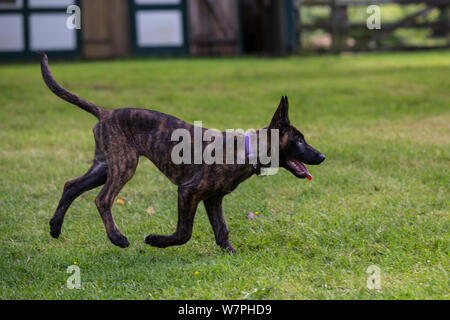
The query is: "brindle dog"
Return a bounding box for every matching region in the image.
[39,52,325,253]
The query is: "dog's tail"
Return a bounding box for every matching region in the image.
[38,51,104,119]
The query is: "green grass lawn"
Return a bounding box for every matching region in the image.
[0,51,448,299]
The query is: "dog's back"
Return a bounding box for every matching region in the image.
[93,108,203,185]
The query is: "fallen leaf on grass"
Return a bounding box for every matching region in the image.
[146,206,156,214]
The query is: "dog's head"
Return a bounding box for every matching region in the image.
[268,96,325,179]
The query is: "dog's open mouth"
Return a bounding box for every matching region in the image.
[286,159,312,180]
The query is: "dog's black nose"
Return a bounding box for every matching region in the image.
[318,153,325,163]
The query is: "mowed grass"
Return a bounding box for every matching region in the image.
[0,51,448,300]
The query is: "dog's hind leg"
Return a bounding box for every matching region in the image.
[145,184,200,248]
[50,158,107,239]
[95,150,138,248]
[204,196,236,254]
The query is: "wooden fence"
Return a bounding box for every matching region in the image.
[299,0,450,52]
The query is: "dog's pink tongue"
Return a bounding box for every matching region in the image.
[301,163,312,181]
[291,159,313,181]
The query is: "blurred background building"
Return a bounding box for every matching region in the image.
[0,0,448,60]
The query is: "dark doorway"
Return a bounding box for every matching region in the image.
[239,0,297,55]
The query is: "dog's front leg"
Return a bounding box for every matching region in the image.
[145,185,200,248]
[204,195,236,254]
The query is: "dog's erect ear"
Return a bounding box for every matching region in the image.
[269,96,290,129]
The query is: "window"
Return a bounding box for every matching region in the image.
[130,0,188,55]
[0,0,80,59]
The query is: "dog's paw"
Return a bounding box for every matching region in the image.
[145,234,164,247]
[49,218,61,239]
[108,234,130,248]
[220,242,237,254]
[225,246,237,255]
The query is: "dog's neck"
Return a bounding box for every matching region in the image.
[244,127,279,175]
